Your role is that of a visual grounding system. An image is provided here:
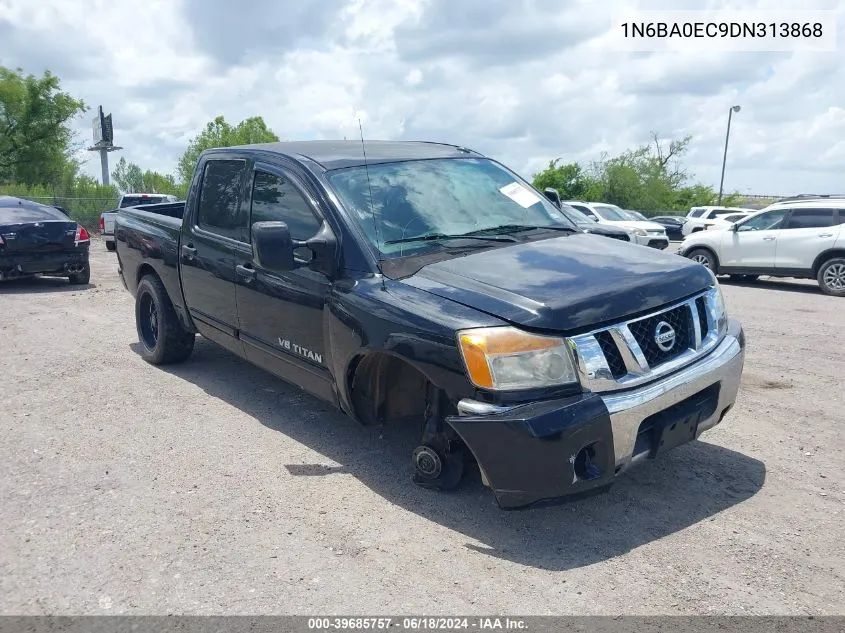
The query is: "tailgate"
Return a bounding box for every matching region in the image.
[0,221,78,254]
[103,212,117,233]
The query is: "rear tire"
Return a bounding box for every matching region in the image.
[136,275,195,364]
[686,248,717,272]
[817,257,845,297]
[68,262,90,285]
[105,242,116,252]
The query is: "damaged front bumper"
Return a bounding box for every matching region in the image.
[446,318,746,509]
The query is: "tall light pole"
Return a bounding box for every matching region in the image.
[717,104,741,205]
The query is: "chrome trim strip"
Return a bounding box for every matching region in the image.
[612,326,648,374]
[690,299,703,349]
[456,399,517,417]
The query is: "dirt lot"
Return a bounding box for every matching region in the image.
[1,237,843,615]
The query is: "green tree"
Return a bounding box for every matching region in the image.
[531,159,595,200]
[177,115,279,184]
[111,157,146,192]
[0,66,87,186]
[531,132,744,214]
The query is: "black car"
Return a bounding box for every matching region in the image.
[650,215,687,241]
[0,196,91,284]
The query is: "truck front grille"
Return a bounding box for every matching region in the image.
[567,287,724,393]
[628,303,693,367]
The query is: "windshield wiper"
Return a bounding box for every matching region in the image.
[384,232,517,245]
[466,224,579,236]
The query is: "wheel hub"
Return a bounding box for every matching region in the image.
[823,263,845,290]
[413,445,442,479]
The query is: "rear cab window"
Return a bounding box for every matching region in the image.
[120,195,168,208]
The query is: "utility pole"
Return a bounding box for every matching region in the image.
[717,104,741,205]
[86,106,122,185]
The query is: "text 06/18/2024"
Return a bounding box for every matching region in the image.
[609,9,837,52]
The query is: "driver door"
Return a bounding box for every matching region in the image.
[720,209,789,269]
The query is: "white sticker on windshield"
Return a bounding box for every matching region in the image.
[499,181,541,209]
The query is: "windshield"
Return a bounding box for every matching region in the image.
[326,157,577,258]
[592,204,630,221]
[120,195,167,208]
[624,210,647,221]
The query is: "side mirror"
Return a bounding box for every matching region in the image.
[543,187,562,209]
[729,223,739,232]
[252,221,295,273]
[305,221,339,278]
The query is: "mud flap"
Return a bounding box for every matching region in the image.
[446,393,615,509]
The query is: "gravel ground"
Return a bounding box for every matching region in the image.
[1,237,843,615]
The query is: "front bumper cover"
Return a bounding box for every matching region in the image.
[446,318,746,509]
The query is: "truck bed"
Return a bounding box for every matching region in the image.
[114,204,187,322]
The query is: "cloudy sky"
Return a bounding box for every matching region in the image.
[2,0,843,196]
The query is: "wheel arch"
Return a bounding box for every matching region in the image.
[344,350,456,428]
[135,264,195,333]
[686,245,721,273]
[812,248,845,276]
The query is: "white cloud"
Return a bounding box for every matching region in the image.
[1,0,844,197]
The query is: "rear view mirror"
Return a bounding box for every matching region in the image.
[252,221,295,272]
[543,188,562,209]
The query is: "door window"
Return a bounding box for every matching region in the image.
[197,159,247,239]
[250,170,322,261]
[736,209,788,232]
[784,208,836,229]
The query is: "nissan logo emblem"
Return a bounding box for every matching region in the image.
[654,321,676,352]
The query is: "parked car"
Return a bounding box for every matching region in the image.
[115,140,746,509]
[0,196,91,284]
[650,215,687,241]
[100,193,178,251]
[622,209,648,221]
[541,189,632,243]
[563,200,669,249]
[677,197,845,296]
[682,206,752,237]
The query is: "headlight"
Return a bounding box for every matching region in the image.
[457,326,579,390]
[632,228,648,236]
[708,280,728,336]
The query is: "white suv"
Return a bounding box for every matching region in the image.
[682,206,752,236]
[564,201,669,249]
[677,197,845,296]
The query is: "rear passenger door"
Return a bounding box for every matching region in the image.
[180,156,248,357]
[232,162,335,402]
[775,208,842,271]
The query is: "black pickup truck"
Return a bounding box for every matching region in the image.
[115,141,746,509]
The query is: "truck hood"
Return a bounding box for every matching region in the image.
[401,233,713,332]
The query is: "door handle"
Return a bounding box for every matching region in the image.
[181,244,197,260]
[762,236,776,241]
[236,263,256,283]
[819,233,834,238]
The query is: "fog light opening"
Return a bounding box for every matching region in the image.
[573,443,603,481]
